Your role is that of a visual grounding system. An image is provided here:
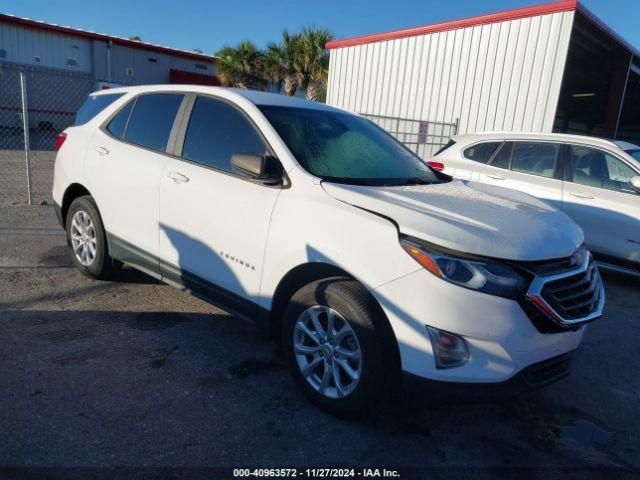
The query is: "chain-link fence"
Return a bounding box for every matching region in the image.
[1,61,94,205]
[362,113,458,159]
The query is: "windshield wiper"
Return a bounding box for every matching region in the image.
[386,177,436,186]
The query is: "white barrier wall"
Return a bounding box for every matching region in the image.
[327,10,575,135]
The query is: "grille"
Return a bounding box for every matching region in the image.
[540,256,602,321]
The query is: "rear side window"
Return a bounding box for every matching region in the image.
[489,142,513,169]
[106,100,134,138]
[182,96,268,173]
[74,93,124,125]
[463,142,501,163]
[511,142,559,179]
[124,93,184,152]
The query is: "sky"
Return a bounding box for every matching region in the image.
[2,0,639,55]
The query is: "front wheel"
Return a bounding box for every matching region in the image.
[281,277,397,416]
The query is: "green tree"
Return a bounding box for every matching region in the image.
[297,27,333,102]
[263,31,304,97]
[215,41,267,90]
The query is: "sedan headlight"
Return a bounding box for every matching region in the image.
[400,237,526,299]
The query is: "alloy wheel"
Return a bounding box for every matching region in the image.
[70,210,97,266]
[293,305,363,399]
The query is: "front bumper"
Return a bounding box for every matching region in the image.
[372,268,587,384]
[401,351,574,400]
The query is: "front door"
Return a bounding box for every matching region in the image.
[158,95,282,314]
[561,145,640,267]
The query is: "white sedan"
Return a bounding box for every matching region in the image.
[431,132,640,276]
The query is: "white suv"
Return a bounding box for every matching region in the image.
[432,133,640,276]
[53,86,604,415]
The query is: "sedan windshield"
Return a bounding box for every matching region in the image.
[259,105,443,186]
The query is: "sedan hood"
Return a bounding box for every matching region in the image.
[322,180,583,261]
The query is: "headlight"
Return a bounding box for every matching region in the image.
[400,237,526,299]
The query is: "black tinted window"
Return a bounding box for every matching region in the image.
[463,142,501,163]
[106,100,134,138]
[490,142,513,169]
[124,93,183,151]
[74,93,124,125]
[511,142,559,178]
[182,96,267,172]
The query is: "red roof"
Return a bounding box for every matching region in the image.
[326,0,578,50]
[0,13,217,62]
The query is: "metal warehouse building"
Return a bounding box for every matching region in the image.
[326,0,640,156]
[0,15,218,205]
[0,14,219,133]
[0,14,219,86]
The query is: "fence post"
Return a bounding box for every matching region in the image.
[454,118,460,135]
[19,70,33,206]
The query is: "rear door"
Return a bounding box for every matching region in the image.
[158,95,282,313]
[85,92,186,276]
[561,144,640,266]
[478,141,564,210]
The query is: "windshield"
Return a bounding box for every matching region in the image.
[259,105,443,186]
[625,149,640,162]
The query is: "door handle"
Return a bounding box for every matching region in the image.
[94,146,109,156]
[167,171,189,184]
[486,173,506,180]
[569,191,594,199]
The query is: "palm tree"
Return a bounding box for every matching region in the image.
[264,31,304,97]
[297,27,333,102]
[215,41,267,90]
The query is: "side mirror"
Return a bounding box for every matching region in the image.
[630,176,640,193]
[231,154,282,185]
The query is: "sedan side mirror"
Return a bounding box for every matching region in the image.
[630,176,640,193]
[231,154,282,185]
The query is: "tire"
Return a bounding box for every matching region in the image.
[281,277,397,416]
[65,195,115,280]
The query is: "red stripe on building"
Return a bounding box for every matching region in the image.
[325,0,578,50]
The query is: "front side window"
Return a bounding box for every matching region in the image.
[182,96,268,172]
[463,142,501,163]
[258,106,442,186]
[124,93,184,152]
[74,93,124,126]
[570,146,638,193]
[510,142,559,179]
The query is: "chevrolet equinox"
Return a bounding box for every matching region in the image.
[53,86,604,415]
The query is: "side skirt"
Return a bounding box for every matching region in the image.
[106,232,269,325]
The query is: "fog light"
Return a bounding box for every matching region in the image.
[426,325,470,369]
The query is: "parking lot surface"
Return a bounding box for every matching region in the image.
[0,206,638,478]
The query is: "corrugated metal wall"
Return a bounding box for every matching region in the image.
[327,10,575,138]
[0,21,92,72]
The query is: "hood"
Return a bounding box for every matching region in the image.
[322,180,583,262]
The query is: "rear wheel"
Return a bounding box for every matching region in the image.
[65,196,115,280]
[281,277,396,416]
